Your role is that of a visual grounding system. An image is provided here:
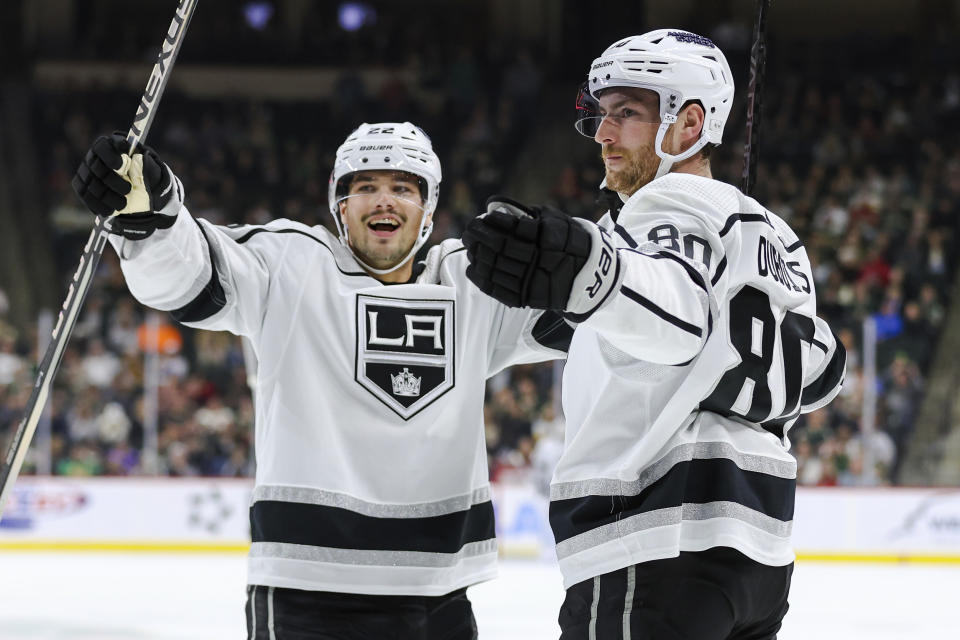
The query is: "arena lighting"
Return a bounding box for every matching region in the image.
[243,1,275,30]
[338,2,377,32]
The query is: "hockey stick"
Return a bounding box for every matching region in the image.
[0,0,199,520]
[741,0,771,197]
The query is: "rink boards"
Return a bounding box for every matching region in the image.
[1,477,959,563]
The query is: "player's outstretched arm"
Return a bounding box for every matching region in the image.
[463,196,719,365]
[463,197,621,318]
[72,133,269,337]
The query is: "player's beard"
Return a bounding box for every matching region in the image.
[602,141,660,196]
[350,210,418,270]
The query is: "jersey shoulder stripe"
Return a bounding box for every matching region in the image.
[719,212,774,237]
[231,223,373,279]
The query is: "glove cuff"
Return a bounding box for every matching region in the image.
[563,220,621,322]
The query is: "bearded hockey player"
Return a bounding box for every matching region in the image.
[72,122,571,639]
[463,30,845,639]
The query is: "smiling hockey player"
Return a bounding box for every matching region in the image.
[72,122,571,639]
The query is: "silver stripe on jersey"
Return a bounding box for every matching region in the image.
[555,501,792,561]
[681,501,793,537]
[556,508,679,560]
[252,485,491,518]
[250,539,498,568]
[550,441,796,501]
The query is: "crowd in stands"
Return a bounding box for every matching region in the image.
[2,31,959,489]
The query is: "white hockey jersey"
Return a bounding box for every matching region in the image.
[108,208,571,596]
[551,174,845,588]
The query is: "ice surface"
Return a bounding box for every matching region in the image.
[0,553,955,639]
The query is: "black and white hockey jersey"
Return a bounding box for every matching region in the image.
[108,208,571,596]
[551,173,845,588]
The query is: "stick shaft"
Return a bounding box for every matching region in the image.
[742,0,771,197]
[0,0,199,519]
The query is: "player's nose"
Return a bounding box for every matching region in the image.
[594,117,617,145]
[373,190,398,208]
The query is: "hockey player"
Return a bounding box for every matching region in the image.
[71,122,572,639]
[463,30,846,639]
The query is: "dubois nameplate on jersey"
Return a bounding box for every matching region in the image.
[355,293,456,419]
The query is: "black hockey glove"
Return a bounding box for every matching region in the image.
[463,197,621,320]
[72,133,183,240]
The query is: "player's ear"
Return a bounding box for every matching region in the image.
[682,103,705,140]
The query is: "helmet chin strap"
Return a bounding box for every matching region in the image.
[652,113,711,180]
[343,210,433,276]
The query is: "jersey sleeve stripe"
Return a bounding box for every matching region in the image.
[170,221,227,323]
[532,310,575,352]
[641,250,709,293]
[801,338,846,408]
[620,286,702,338]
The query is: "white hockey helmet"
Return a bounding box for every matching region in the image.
[576,29,735,180]
[328,122,442,274]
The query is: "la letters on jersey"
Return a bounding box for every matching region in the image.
[355,293,455,420]
[757,236,810,294]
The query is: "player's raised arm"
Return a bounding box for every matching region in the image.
[462,195,721,365]
[72,133,270,338]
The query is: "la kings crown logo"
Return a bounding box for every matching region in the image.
[355,293,455,420]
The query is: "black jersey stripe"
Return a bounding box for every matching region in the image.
[643,250,709,293]
[719,212,773,237]
[613,224,639,248]
[784,238,804,253]
[235,227,375,279]
[171,221,227,323]
[250,499,495,554]
[532,310,574,352]
[802,337,846,407]
[621,286,702,338]
[549,457,796,544]
[711,255,727,286]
